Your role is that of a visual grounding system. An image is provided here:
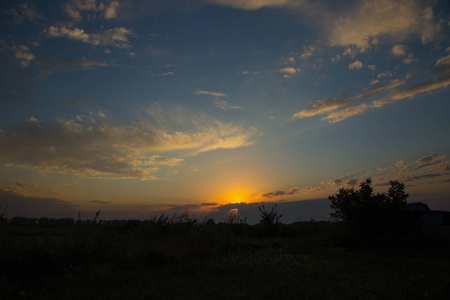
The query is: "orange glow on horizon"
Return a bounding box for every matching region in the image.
[218,190,250,205]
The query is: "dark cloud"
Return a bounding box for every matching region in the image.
[404,173,443,182]
[91,200,113,205]
[329,178,343,186]
[0,186,79,218]
[415,154,448,169]
[5,3,44,26]
[38,58,110,75]
[14,181,38,189]
[260,187,299,198]
[345,179,358,186]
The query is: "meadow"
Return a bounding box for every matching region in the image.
[1,215,450,299]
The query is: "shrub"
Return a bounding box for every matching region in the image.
[258,204,282,236]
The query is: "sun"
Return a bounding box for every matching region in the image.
[219,190,250,204]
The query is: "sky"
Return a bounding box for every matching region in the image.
[0,0,449,223]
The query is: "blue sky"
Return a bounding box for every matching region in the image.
[0,0,449,223]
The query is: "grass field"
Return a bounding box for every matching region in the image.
[1,219,449,299]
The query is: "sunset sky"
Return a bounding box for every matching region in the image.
[1,0,449,223]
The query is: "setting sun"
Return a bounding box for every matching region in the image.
[219,190,251,205]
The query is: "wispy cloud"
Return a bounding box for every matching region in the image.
[415,154,449,170]
[373,153,449,187]
[328,173,359,187]
[259,184,328,199]
[375,71,450,104]
[292,79,406,119]
[404,173,443,182]
[258,152,449,202]
[205,0,293,10]
[260,187,299,198]
[322,103,368,123]
[7,3,43,25]
[13,45,35,68]
[45,25,133,48]
[158,158,184,167]
[377,71,393,78]
[63,0,120,22]
[194,90,241,110]
[213,100,242,110]
[296,67,450,123]
[300,44,316,59]
[240,70,262,75]
[39,58,109,75]
[1,43,36,69]
[396,160,405,167]
[0,109,254,179]
[193,90,227,97]
[435,54,450,69]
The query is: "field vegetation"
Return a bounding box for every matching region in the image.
[1,210,450,299]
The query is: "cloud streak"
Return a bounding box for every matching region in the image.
[295,68,450,123]
[45,25,133,48]
[383,72,450,102]
[193,90,227,97]
[260,187,299,198]
[205,0,294,10]
[213,100,242,110]
[38,58,110,75]
[292,79,406,119]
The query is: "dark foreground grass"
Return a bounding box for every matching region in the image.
[1,222,450,299]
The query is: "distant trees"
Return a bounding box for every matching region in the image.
[329,178,408,233]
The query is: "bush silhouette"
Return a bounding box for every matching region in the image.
[258,204,282,236]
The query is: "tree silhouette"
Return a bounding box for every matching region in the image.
[329,178,408,233]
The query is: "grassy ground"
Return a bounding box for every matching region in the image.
[1,221,449,299]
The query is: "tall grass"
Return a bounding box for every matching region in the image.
[1,213,450,299]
